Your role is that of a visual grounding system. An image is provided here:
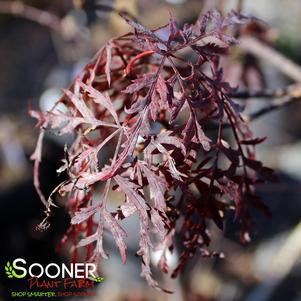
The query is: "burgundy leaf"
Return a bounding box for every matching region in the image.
[105,42,113,86]
[77,232,98,248]
[71,205,99,225]
[103,210,127,263]
[138,161,168,212]
[195,120,211,151]
[78,81,120,126]
[222,10,257,27]
[120,12,165,44]
[30,9,272,290]
[114,175,148,218]
[122,74,156,94]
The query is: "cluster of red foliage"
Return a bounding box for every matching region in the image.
[30,10,273,290]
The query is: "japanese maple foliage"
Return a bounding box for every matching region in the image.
[30,10,273,290]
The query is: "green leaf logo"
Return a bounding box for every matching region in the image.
[92,275,105,283]
[5,262,14,278]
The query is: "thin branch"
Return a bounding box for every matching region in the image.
[207,94,299,131]
[0,0,90,44]
[234,84,301,122]
[210,85,301,129]
[244,95,299,122]
[231,84,301,99]
[0,1,62,33]
[236,0,244,12]
[239,36,301,83]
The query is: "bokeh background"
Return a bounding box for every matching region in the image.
[0,0,301,300]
